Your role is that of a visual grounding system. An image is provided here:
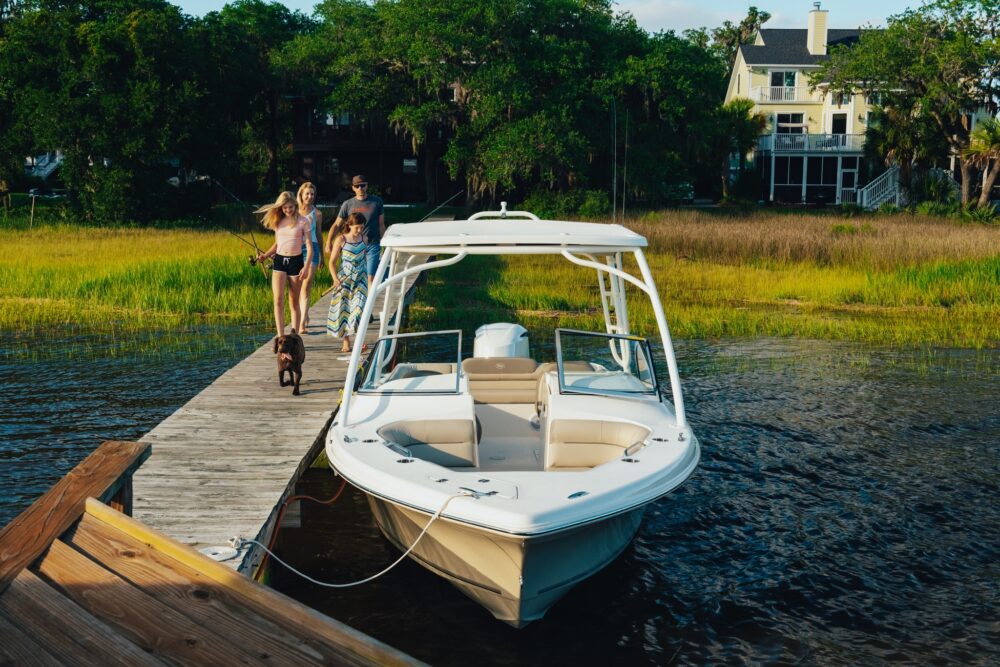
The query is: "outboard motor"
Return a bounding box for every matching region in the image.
[473,323,529,358]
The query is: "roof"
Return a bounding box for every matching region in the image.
[740,28,863,65]
[380,219,647,249]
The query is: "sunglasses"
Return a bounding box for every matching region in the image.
[353,183,368,189]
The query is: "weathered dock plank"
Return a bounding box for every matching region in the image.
[0,440,425,665]
[132,290,390,573]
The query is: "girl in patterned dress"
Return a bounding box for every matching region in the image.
[326,212,369,353]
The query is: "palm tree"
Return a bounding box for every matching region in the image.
[964,117,1000,209]
[864,105,948,199]
[710,98,766,200]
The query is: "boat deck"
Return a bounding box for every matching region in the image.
[475,403,544,471]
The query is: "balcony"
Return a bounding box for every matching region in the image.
[758,134,865,153]
[749,86,821,103]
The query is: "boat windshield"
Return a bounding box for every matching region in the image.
[358,330,462,394]
[555,329,659,398]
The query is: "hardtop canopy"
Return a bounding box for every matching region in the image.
[379,219,647,251]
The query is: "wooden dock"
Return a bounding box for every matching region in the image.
[132,290,385,575]
[0,441,422,666]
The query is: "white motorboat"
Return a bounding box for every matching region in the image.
[325,206,700,627]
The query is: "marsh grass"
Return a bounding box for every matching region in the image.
[5,212,998,348]
[0,225,330,331]
[409,211,1000,349]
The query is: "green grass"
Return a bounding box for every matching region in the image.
[407,211,1000,349]
[0,224,330,332]
[3,211,999,348]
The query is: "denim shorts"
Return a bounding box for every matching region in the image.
[301,240,322,266]
[365,243,381,277]
[273,253,304,276]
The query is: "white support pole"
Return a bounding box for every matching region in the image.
[632,250,687,429]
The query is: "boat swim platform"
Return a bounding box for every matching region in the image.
[0,441,423,666]
[132,286,399,577]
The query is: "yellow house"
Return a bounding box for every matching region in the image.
[725,3,876,204]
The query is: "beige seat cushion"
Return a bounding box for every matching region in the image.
[546,419,650,469]
[378,419,478,467]
[463,357,540,403]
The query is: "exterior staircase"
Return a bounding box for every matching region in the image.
[858,166,902,210]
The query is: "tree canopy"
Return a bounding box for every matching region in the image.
[0,0,751,221]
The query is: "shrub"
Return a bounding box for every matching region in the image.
[521,189,610,219]
[911,170,959,204]
[876,202,901,215]
[962,203,998,224]
[915,200,960,217]
[831,223,858,236]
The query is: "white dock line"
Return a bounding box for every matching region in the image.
[229,491,470,588]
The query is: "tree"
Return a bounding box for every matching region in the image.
[0,0,208,221]
[208,0,314,194]
[964,117,1000,208]
[864,106,949,196]
[703,98,766,200]
[711,6,771,66]
[299,0,653,203]
[813,0,1000,208]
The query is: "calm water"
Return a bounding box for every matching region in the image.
[0,326,269,524]
[2,331,998,665]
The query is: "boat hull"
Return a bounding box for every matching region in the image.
[366,494,645,627]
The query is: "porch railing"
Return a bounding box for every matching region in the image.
[749,86,818,103]
[758,134,865,153]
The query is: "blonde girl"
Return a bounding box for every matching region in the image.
[254,191,313,337]
[326,212,369,353]
[296,182,323,329]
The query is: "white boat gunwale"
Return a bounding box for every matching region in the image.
[331,441,700,538]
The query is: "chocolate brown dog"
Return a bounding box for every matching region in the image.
[274,330,305,395]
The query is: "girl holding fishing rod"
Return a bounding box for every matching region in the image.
[254,191,313,338]
[296,182,323,330]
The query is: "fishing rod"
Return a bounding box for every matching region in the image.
[215,179,271,278]
[417,190,465,223]
[225,227,271,277]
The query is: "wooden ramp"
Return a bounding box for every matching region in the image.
[132,290,395,574]
[0,441,422,666]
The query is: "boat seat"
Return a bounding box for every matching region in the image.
[462,357,541,404]
[378,419,478,467]
[546,419,650,469]
[462,358,595,404]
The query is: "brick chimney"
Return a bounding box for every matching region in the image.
[807,2,828,56]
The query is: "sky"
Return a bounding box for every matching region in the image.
[175,1,920,32]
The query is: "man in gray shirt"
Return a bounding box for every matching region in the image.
[326,173,385,288]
